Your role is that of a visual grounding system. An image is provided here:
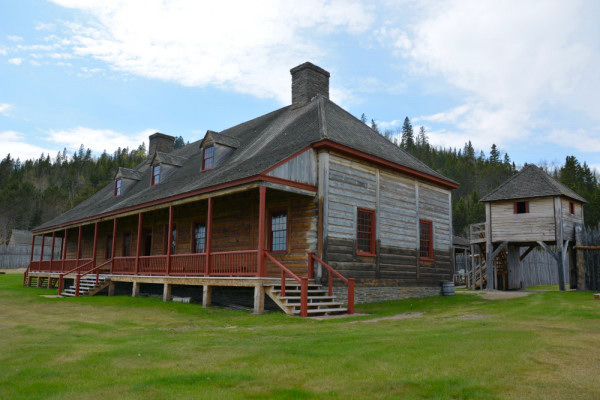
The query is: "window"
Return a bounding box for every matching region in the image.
[269,209,287,252]
[122,232,131,257]
[164,225,176,254]
[115,179,122,196]
[356,208,375,255]
[203,146,214,170]
[105,235,113,259]
[569,202,575,214]
[419,220,433,260]
[152,165,161,185]
[193,223,206,253]
[513,201,529,214]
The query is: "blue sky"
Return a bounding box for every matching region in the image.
[1,0,600,171]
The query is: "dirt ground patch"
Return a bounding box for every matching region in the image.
[457,290,532,300]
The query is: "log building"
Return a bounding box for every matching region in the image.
[25,62,458,316]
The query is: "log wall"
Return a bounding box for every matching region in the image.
[561,198,584,240]
[490,197,556,242]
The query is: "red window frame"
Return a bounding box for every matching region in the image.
[513,201,529,214]
[151,165,161,185]
[569,202,574,214]
[419,219,433,260]
[192,221,206,253]
[114,179,122,196]
[202,146,214,170]
[356,208,376,256]
[268,208,288,253]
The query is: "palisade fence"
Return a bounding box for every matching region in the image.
[579,224,600,291]
[520,247,559,287]
[0,245,62,269]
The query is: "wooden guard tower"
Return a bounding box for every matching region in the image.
[470,164,585,291]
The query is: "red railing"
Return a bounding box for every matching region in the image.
[211,250,258,276]
[28,258,92,273]
[138,255,168,275]
[171,254,206,276]
[78,259,112,287]
[308,253,354,314]
[58,260,94,295]
[265,252,308,317]
[112,257,136,274]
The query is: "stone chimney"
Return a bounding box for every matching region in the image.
[290,62,330,105]
[148,132,175,158]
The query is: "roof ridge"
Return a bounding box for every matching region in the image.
[480,166,524,201]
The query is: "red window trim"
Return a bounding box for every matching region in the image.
[419,219,434,261]
[356,208,376,256]
[114,179,122,197]
[202,146,215,171]
[192,220,207,254]
[513,201,529,214]
[151,165,161,186]
[569,202,574,214]
[268,207,289,254]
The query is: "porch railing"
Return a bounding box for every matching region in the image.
[211,250,258,276]
[171,254,206,276]
[308,252,354,314]
[266,252,308,317]
[58,260,94,295]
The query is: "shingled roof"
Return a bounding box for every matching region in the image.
[35,66,457,232]
[480,164,586,203]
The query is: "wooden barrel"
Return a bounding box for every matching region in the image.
[442,281,455,296]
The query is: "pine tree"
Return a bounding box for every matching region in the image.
[370,119,380,133]
[401,117,414,152]
[489,144,500,163]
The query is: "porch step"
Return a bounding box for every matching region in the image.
[60,276,110,297]
[293,307,348,315]
[265,281,349,317]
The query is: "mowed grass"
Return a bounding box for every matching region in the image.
[1,274,600,400]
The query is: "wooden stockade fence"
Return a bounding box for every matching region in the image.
[0,245,61,269]
[577,224,600,291]
[519,247,559,287]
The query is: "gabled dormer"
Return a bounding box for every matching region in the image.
[200,130,239,171]
[114,167,142,197]
[150,151,188,186]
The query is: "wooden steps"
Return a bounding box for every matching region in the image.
[264,281,348,317]
[61,275,111,297]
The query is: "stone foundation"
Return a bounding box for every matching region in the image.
[333,286,442,304]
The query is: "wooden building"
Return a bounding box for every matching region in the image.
[470,164,585,291]
[25,62,458,316]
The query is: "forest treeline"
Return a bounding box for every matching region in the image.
[0,120,599,244]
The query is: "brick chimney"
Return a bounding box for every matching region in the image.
[148,132,175,158]
[290,62,330,105]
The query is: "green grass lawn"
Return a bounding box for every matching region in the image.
[1,274,600,400]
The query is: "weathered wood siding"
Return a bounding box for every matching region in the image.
[323,153,452,286]
[490,197,556,242]
[561,198,584,240]
[267,149,317,185]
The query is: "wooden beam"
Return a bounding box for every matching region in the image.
[485,203,494,290]
[202,285,212,307]
[163,283,171,302]
[61,229,68,271]
[40,234,45,262]
[574,245,600,250]
[491,241,508,259]
[110,219,117,274]
[257,186,266,277]
[253,285,265,314]
[519,245,536,262]
[554,196,566,291]
[166,205,173,275]
[92,222,99,268]
[132,281,140,297]
[108,281,115,296]
[205,198,213,276]
[537,241,559,262]
[76,226,82,266]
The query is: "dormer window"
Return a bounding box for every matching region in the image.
[114,179,122,196]
[152,165,161,185]
[203,146,214,170]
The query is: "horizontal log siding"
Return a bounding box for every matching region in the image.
[418,184,451,249]
[266,149,317,185]
[491,197,556,242]
[561,198,584,240]
[379,171,417,248]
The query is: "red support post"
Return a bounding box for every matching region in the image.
[205,198,213,276]
[29,234,35,266]
[300,277,308,317]
[281,270,286,297]
[92,222,99,284]
[135,212,143,275]
[76,226,82,267]
[347,278,355,315]
[50,232,56,271]
[166,206,173,275]
[110,218,117,274]
[328,271,333,296]
[61,229,68,272]
[75,274,80,297]
[307,252,314,279]
[257,186,266,277]
[40,234,45,262]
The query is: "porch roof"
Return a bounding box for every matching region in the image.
[35,96,456,233]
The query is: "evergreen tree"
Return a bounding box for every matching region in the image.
[401,117,414,152]
[489,144,500,164]
[370,119,380,133]
[174,136,186,149]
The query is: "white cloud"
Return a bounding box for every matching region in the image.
[46,126,155,154]
[388,0,600,151]
[546,128,600,154]
[35,22,56,31]
[8,58,23,65]
[0,103,13,116]
[48,0,374,103]
[7,35,23,42]
[0,131,54,161]
[0,47,6,56]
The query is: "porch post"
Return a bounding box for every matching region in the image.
[205,198,213,276]
[257,186,266,277]
[166,206,173,275]
[76,226,82,267]
[61,229,68,272]
[50,232,56,271]
[92,222,99,268]
[135,212,143,275]
[40,234,45,262]
[110,218,117,274]
[29,234,35,266]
